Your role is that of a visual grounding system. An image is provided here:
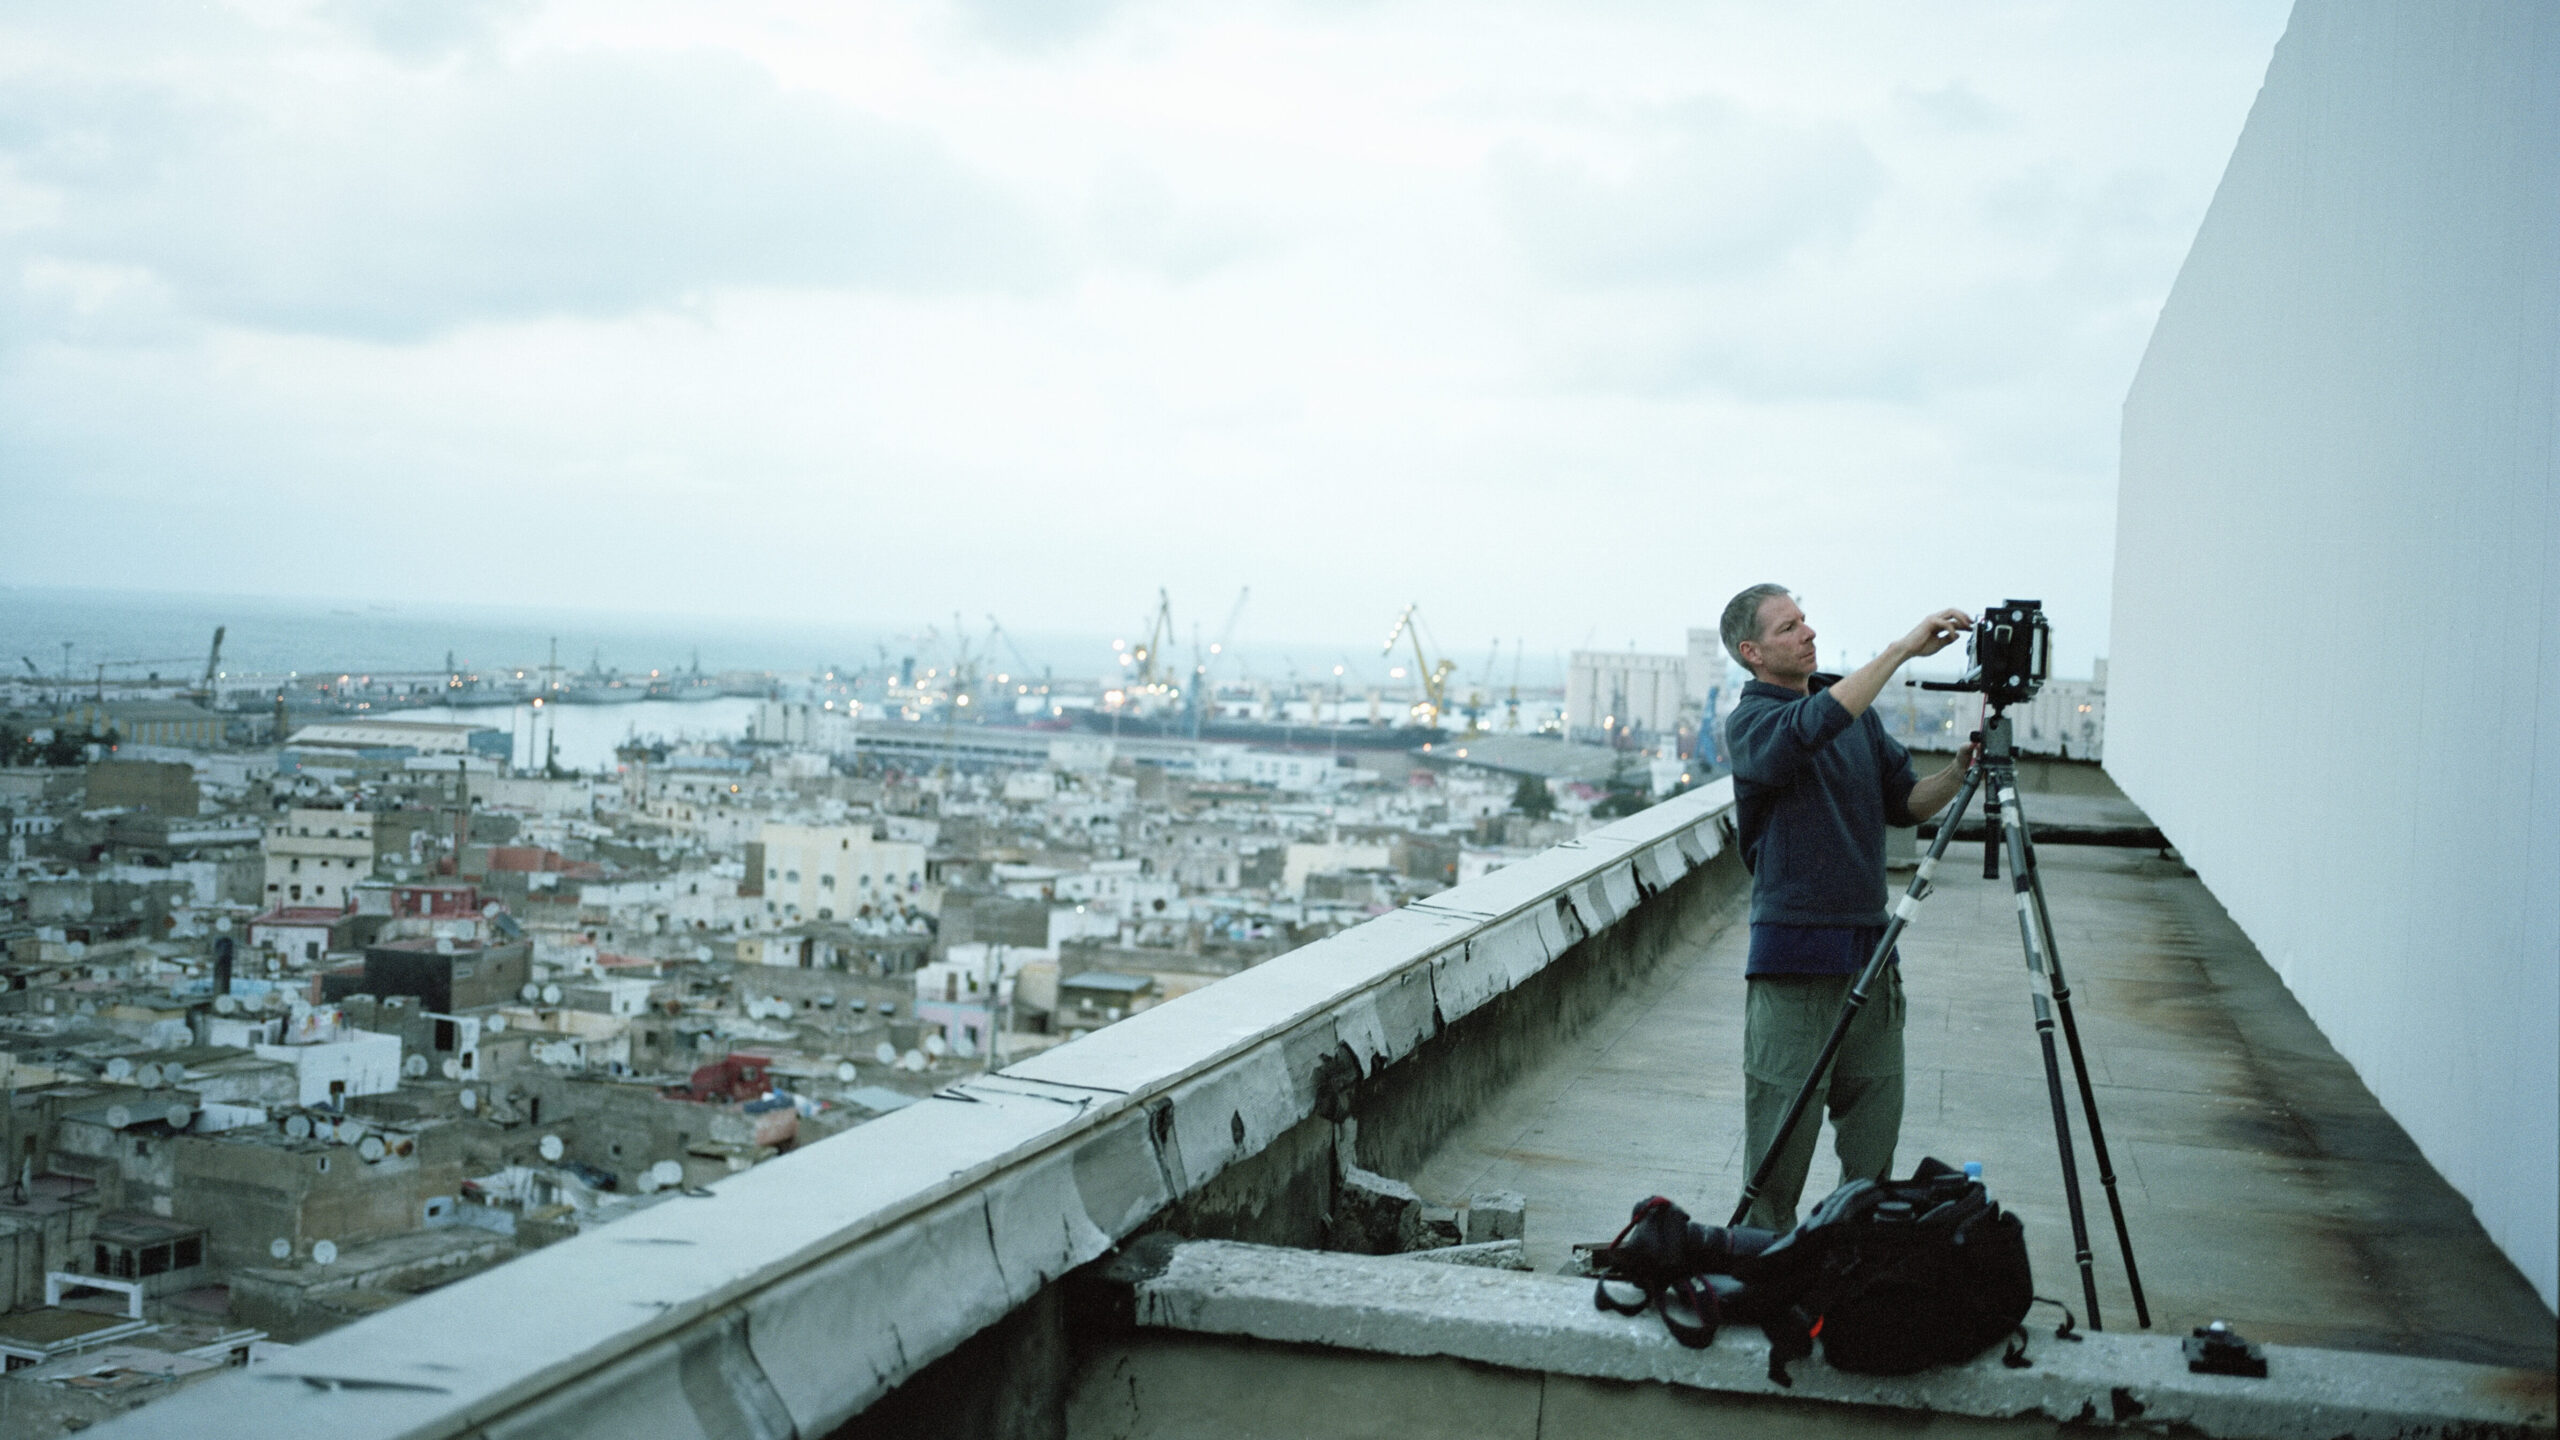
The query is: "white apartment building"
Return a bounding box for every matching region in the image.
[757,822,927,923]
[262,806,375,909]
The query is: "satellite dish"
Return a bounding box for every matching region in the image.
[923,1033,947,1059]
[103,1105,132,1130]
[439,1058,462,1080]
[693,1033,714,1051]
[835,1061,857,1083]
[214,994,238,1014]
[358,1135,387,1162]
[311,1239,338,1266]
[458,1088,478,1112]
[285,1114,313,1139]
[538,1135,564,1162]
[162,1063,188,1083]
[105,1058,133,1082]
[269,1237,292,1261]
[650,1159,684,1189]
[403,1055,428,1078]
[952,1032,976,1060]
[900,1049,925,1073]
[874,1042,897,1066]
[520,982,541,1002]
[165,1104,193,1130]
[332,1119,362,1145]
[541,984,562,1005]
[485,1014,506,1033]
[137,1063,165,1089]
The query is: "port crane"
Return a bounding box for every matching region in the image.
[1505,639,1525,732]
[1459,638,1501,733]
[1181,587,1252,738]
[1207,587,1250,677]
[984,615,1049,694]
[190,627,225,708]
[1380,604,1457,729]
[1127,589,1177,694]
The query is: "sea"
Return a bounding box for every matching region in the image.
[0,585,949,681]
[2,584,1572,772]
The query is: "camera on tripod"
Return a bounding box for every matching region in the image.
[1917,599,2051,709]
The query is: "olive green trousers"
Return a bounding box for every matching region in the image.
[1741,967,1906,1232]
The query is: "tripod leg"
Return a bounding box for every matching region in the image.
[1981,770,2003,880]
[2007,788,2152,1328]
[1730,765,1984,1228]
[1995,770,2103,1329]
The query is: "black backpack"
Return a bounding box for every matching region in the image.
[1593,1157,2034,1384]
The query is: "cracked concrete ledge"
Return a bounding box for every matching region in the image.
[1128,1240,2557,1440]
[91,788,1741,1440]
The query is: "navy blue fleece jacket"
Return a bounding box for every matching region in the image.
[1724,674,1919,927]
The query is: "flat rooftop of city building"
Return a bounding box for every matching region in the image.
[249,906,350,925]
[0,1308,139,1347]
[284,720,488,738]
[1415,733,1640,783]
[1408,836,2552,1370]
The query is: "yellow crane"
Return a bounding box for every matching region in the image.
[1129,589,1177,694]
[1380,604,1457,729]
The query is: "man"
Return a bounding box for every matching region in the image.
[1719,584,1976,1231]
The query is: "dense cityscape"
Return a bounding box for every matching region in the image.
[0,596,2124,1429]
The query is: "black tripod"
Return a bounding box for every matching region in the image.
[1727,708,2151,1331]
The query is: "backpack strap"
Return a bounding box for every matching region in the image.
[1657,1274,1720,1349]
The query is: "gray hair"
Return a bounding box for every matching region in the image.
[1719,584,1792,667]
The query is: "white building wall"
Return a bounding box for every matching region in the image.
[2109,0,2556,1308]
[254,1031,403,1108]
[758,823,927,921]
[1565,652,1688,735]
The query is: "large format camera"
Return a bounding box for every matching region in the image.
[1917,599,2051,709]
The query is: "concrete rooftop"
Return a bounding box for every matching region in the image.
[1411,834,2558,1372]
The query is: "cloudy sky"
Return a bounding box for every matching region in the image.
[0,0,2292,676]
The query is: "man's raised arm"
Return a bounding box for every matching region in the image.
[1824,607,1974,718]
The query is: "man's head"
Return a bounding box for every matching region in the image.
[1720,583,1818,687]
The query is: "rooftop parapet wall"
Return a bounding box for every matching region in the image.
[94,783,1743,1440]
[1077,1240,2555,1440]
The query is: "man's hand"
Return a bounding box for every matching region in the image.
[1900,608,1975,660]
[1906,741,1979,821]
[1828,607,1976,719]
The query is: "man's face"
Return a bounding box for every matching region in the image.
[1744,595,1818,684]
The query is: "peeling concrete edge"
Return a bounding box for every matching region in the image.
[92,788,1742,1440]
[1130,1241,2557,1440]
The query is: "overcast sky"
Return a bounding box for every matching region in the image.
[0,0,2291,677]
